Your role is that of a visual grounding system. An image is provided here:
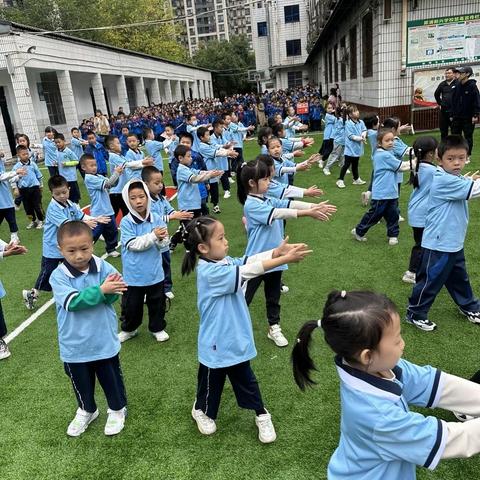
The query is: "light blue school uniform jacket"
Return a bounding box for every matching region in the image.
[108,152,128,195]
[323,113,336,139]
[12,160,42,188]
[333,118,346,146]
[124,149,144,181]
[344,119,365,157]
[421,167,474,253]
[42,137,57,167]
[0,160,15,209]
[150,194,175,253]
[371,148,402,201]
[392,137,410,185]
[56,147,78,182]
[176,164,202,211]
[228,122,247,149]
[49,256,121,363]
[70,137,85,160]
[144,139,165,172]
[84,173,114,217]
[328,356,446,480]
[198,142,222,184]
[210,133,229,171]
[196,257,257,369]
[408,162,436,228]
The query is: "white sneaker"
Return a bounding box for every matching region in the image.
[388,237,399,246]
[318,159,324,168]
[35,221,44,229]
[228,177,235,184]
[165,291,175,300]
[0,338,11,360]
[399,215,405,222]
[255,410,277,443]
[402,271,416,284]
[118,330,138,343]
[280,284,289,293]
[352,178,366,185]
[107,250,120,258]
[14,204,21,211]
[104,407,126,436]
[192,403,217,435]
[323,167,331,176]
[67,408,99,437]
[351,228,367,242]
[223,190,231,199]
[22,288,38,310]
[151,330,169,342]
[213,205,221,214]
[10,232,19,244]
[26,221,37,229]
[267,324,288,347]
[346,169,351,174]
[453,411,475,422]
[361,191,371,207]
[336,179,345,189]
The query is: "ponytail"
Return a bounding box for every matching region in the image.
[409,136,438,189]
[408,148,420,188]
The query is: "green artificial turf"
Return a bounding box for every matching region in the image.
[1,130,480,479]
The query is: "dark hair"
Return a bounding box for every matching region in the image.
[179,132,194,144]
[141,165,162,183]
[291,290,397,390]
[165,123,175,130]
[128,181,144,193]
[197,126,209,140]
[267,116,278,129]
[363,115,379,130]
[266,136,282,151]
[16,144,29,154]
[105,134,118,150]
[181,216,218,276]
[48,174,68,191]
[272,124,284,137]
[237,158,271,204]
[44,126,56,134]
[212,119,224,129]
[57,220,93,246]
[437,135,469,158]
[70,127,79,133]
[174,144,190,160]
[257,126,272,146]
[376,128,393,147]
[127,133,138,140]
[409,136,438,188]
[79,153,95,168]
[16,134,31,148]
[54,133,65,141]
[256,154,274,170]
[382,117,401,131]
[186,113,196,122]
[86,130,96,137]
[143,127,153,138]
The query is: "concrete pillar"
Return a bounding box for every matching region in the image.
[192,80,199,99]
[170,80,180,101]
[150,78,161,104]
[91,73,107,114]
[198,80,205,99]
[116,75,129,114]
[164,79,172,103]
[57,70,79,128]
[134,77,147,107]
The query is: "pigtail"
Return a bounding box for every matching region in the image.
[236,162,249,205]
[408,148,420,188]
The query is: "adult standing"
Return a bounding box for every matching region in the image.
[450,66,480,159]
[434,67,455,139]
[93,110,110,138]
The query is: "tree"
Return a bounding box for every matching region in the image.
[0,0,189,63]
[192,35,255,97]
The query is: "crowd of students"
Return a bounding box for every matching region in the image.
[2,86,480,479]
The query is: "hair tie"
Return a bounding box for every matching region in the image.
[296,338,301,344]
[241,162,247,167]
[317,319,322,328]
[341,290,347,298]
[185,249,191,253]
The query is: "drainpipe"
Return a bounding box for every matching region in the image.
[400,0,407,76]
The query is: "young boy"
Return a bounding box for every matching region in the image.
[118,179,170,343]
[197,126,237,213]
[225,111,255,175]
[162,124,178,185]
[13,145,45,229]
[81,154,123,257]
[49,221,128,437]
[124,133,150,181]
[70,127,88,180]
[43,126,58,177]
[84,131,109,176]
[119,126,130,155]
[22,175,99,310]
[54,133,81,205]
[210,119,234,195]
[143,127,165,172]
[0,239,28,360]
[186,114,211,152]
[406,135,480,331]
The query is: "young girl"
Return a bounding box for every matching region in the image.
[283,106,308,138]
[181,216,311,442]
[318,102,335,168]
[360,114,380,206]
[323,105,346,176]
[352,129,414,245]
[336,105,367,188]
[292,289,480,479]
[43,126,58,177]
[237,159,336,347]
[403,137,438,284]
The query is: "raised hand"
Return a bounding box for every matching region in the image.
[284,243,312,263]
[4,243,27,256]
[169,210,194,221]
[96,215,111,225]
[208,170,224,178]
[293,150,305,157]
[304,185,324,197]
[100,273,128,295]
[16,167,27,177]
[84,218,98,229]
[142,157,154,167]
[307,153,321,164]
[153,226,168,239]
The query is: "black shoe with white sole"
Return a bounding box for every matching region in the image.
[459,309,480,324]
[404,315,437,331]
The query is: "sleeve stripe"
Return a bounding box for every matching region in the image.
[426,369,443,408]
[64,290,79,311]
[424,419,447,470]
[125,238,135,248]
[187,174,194,183]
[267,208,275,225]
[394,161,402,173]
[235,265,240,292]
[243,256,249,265]
[467,181,474,199]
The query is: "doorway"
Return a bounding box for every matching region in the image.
[0,86,16,157]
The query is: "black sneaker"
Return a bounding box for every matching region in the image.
[404,315,437,331]
[459,309,480,324]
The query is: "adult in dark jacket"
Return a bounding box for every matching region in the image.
[450,66,480,157]
[434,67,455,139]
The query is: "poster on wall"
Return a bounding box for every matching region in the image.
[407,14,480,67]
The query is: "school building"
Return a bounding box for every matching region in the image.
[305,0,480,129]
[0,20,213,157]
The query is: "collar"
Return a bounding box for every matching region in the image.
[248,194,266,202]
[53,197,71,208]
[128,212,152,224]
[334,356,403,402]
[199,257,228,264]
[61,256,99,278]
[150,193,159,202]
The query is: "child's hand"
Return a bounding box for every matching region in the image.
[305,185,324,197]
[308,201,337,221]
[16,167,27,177]
[209,170,224,178]
[273,236,305,257]
[100,274,128,295]
[296,161,311,172]
[283,243,312,264]
[3,243,27,256]
[307,153,321,164]
[153,227,168,239]
[303,137,315,146]
[114,165,124,174]
[12,188,19,198]
[248,125,255,131]
[142,157,154,167]
[169,210,194,221]
[96,215,111,225]
[227,149,239,158]
[224,142,234,149]
[293,150,304,157]
[84,218,98,229]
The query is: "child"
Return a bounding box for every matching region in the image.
[323,106,346,176]
[336,105,367,188]
[84,130,109,176]
[119,126,130,155]
[49,221,128,437]
[272,123,314,157]
[17,133,40,163]
[162,124,178,184]
[118,179,170,343]
[318,102,336,168]
[0,155,25,243]
[360,115,380,206]
[283,105,308,138]
[406,135,480,331]
[22,175,99,310]
[181,216,311,442]
[186,114,211,152]
[292,289,480,479]
[197,126,237,213]
[403,136,438,284]
[124,133,149,181]
[70,127,88,180]
[143,127,165,172]
[13,145,45,229]
[237,159,336,347]
[352,129,414,245]
[210,119,234,195]
[54,133,81,205]
[43,126,58,177]
[226,112,255,173]
[81,154,123,257]
[141,166,193,299]
[0,239,28,360]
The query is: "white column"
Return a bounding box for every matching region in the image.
[198,80,205,99]
[170,80,180,101]
[192,80,199,99]
[91,73,107,114]
[116,75,129,114]
[164,79,172,103]
[134,77,147,107]
[150,78,161,104]
[57,70,79,128]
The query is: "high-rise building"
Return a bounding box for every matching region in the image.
[172,0,252,56]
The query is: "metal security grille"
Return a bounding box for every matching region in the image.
[39,71,66,125]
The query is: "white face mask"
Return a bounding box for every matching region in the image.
[192,121,198,126]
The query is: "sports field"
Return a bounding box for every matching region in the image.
[1,130,480,480]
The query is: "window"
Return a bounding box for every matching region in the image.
[284,5,300,23]
[39,72,66,125]
[286,39,301,57]
[333,44,338,82]
[257,21,267,37]
[384,0,392,20]
[188,19,194,26]
[218,14,224,22]
[349,25,357,79]
[362,11,373,77]
[219,23,224,32]
[287,71,303,88]
[340,36,347,81]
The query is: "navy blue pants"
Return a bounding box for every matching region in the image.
[194,361,264,420]
[356,199,399,238]
[162,250,172,293]
[408,227,424,273]
[0,207,18,233]
[47,166,59,177]
[68,181,81,204]
[92,215,118,253]
[35,256,63,291]
[245,270,282,326]
[407,248,480,320]
[0,300,6,338]
[64,354,127,413]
